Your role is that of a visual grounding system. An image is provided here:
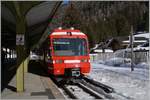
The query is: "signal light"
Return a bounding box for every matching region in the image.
[70,27,74,30]
[58,27,62,30]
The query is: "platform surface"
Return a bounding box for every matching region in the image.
[1,61,65,99]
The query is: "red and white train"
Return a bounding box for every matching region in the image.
[43,27,91,77]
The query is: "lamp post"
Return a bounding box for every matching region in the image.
[130,26,134,71]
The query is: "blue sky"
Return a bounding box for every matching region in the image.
[63,0,69,5]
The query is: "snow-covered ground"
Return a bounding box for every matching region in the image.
[89,61,149,100]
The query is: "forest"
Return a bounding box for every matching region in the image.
[49,1,149,48]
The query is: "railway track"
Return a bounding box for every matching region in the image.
[81,76,132,99]
[53,75,132,99]
[56,76,114,99]
[61,85,78,99]
[61,82,102,99]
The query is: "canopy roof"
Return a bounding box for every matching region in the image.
[1,1,62,49]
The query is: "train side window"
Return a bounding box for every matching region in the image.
[48,38,52,57]
[48,47,52,57]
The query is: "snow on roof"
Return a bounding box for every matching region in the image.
[94,49,113,53]
[134,33,150,39]
[134,47,149,51]
[123,40,147,43]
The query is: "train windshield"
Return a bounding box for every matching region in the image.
[53,38,88,56]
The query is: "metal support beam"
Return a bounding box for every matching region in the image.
[31,1,62,50]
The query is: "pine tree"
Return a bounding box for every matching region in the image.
[60,1,149,48]
[62,2,81,29]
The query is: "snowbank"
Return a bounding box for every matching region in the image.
[135,62,149,69]
[104,57,131,66]
[90,63,149,100]
[97,57,149,69]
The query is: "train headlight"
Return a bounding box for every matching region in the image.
[48,56,51,59]
[55,60,63,63]
[81,59,88,62]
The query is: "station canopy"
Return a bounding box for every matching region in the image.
[1,1,62,50]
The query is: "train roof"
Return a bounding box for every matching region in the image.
[50,29,86,36]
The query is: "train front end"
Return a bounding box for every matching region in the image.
[47,28,90,77]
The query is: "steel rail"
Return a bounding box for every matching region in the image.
[81,76,132,99]
[80,79,114,99]
[61,85,78,99]
[76,82,103,99]
[82,76,114,93]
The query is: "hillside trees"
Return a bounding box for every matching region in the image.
[62,3,81,29]
[60,1,149,48]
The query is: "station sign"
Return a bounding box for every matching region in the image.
[16,34,24,45]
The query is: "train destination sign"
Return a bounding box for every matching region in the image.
[53,41,70,44]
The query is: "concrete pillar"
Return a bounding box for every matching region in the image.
[23,44,30,73]
[24,56,29,73]
[16,17,26,92]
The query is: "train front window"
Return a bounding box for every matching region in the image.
[53,38,88,56]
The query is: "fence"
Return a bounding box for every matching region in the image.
[90,50,149,64]
[123,51,149,64]
[90,53,114,62]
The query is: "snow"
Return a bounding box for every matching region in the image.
[94,49,113,53]
[134,46,149,51]
[135,62,149,69]
[123,40,147,43]
[91,63,149,81]
[116,47,149,52]
[100,57,148,68]
[104,57,131,67]
[134,33,150,39]
[58,88,69,99]
[90,53,98,56]
[92,44,99,50]
[89,61,149,100]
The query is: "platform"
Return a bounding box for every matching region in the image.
[1,61,65,99]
